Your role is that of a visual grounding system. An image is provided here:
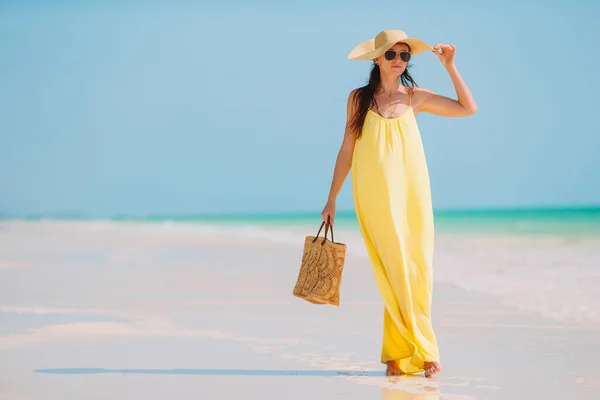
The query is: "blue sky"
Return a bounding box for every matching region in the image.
[1,0,599,217]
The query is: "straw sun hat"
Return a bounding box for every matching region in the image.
[348,29,432,60]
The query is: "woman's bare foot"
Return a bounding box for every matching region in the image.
[386,360,404,376]
[424,361,442,377]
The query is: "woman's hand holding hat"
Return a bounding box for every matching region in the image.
[432,43,456,67]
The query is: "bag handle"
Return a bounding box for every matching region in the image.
[312,216,334,245]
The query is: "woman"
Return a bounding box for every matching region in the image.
[320,29,477,378]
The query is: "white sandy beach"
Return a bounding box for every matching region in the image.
[1,220,599,399]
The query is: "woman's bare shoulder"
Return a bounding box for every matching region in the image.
[349,87,362,99]
[411,86,435,97]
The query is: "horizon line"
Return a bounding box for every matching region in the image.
[2,204,600,220]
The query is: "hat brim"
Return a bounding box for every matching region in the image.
[348,38,432,60]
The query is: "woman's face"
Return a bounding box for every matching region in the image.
[375,42,411,75]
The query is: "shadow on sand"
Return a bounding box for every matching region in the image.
[34,368,442,399]
[34,367,384,376]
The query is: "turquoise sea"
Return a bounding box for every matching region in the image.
[4,206,600,236]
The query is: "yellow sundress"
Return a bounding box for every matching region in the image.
[351,90,440,374]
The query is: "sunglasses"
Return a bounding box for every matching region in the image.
[384,50,411,62]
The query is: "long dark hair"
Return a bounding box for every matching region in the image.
[348,52,418,139]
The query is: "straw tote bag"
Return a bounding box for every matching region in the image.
[293,217,347,306]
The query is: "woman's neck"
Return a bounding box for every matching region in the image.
[377,73,401,97]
